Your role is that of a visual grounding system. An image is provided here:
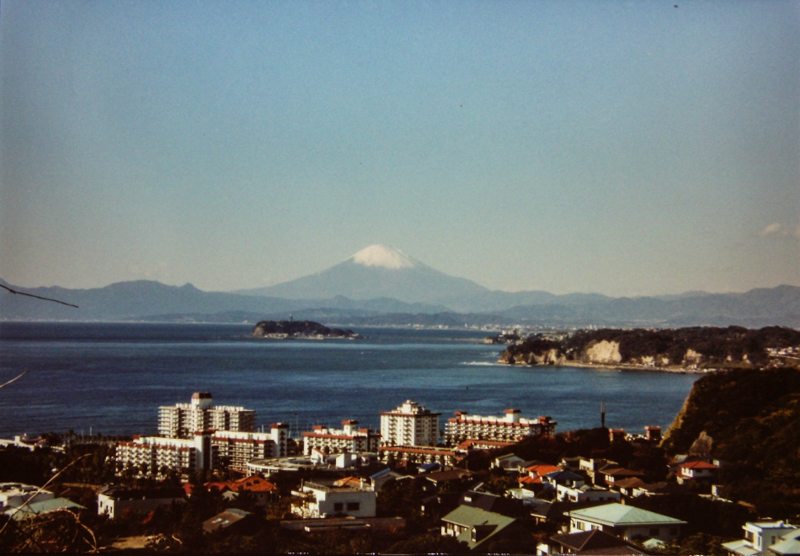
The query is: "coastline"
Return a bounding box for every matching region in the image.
[497,359,710,374]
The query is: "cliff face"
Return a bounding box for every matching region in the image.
[581,340,622,365]
[500,326,800,370]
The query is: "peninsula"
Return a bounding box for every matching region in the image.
[500,326,800,372]
[251,320,362,340]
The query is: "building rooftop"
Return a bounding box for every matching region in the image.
[569,503,686,527]
[442,505,517,550]
[549,529,648,555]
[5,497,85,521]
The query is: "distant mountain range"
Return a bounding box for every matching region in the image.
[2,245,798,327]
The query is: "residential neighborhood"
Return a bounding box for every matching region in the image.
[1,385,794,555]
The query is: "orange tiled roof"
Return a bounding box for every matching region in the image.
[679,460,719,470]
[526,464,561,476]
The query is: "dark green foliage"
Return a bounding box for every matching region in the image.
[384,532,465,554]
[0,447,56,485]
[505,337,563,363]
[629,494,753,539]
[662,367,800,518]
[508,326,800,368]
[675,533,731,556]
[376,477,427,520]
[0,442,118,487]
[252,320,357,338]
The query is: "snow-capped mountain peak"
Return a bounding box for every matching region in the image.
[350,245,417,270]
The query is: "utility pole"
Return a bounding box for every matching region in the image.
[601,401,606,429]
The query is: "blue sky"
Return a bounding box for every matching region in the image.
[1,0,798,297]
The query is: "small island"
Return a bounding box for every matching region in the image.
[251,320,362,340]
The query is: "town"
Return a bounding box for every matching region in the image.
[1,382,797,555]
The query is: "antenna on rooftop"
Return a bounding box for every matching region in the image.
[601,401,606,429]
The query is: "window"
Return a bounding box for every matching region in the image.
[333,502,343,512]
[347,502,360,511]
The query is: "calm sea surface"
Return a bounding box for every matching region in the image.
[0,323,699,439]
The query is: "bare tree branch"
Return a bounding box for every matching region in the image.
[0,284,79,308]
[0,453,92,536]
[0,370,29,390]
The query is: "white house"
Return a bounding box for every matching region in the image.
[491,453,528,472]
[556,484,621,504]
[722,521,799,556]
[97,486,185,520]
[675,460,719,484]
[292,482,376,519]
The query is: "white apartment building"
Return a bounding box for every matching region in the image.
[302,420,381,456]
[116,431,213,475]
[158,392,255,438]
[115,424,290,476]
[380,400,441,447]
[444,409,557,446]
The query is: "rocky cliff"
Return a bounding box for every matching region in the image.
[500,326,800,371]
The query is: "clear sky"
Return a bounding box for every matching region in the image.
[1,0,798,297]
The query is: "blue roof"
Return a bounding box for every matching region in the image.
[371,468,392,479]
[419,462,441,471]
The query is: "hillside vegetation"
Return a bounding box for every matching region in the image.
[661,367,800,518]
[251,320,359,339]
[501,326,800,370]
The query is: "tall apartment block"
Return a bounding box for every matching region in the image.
[158,392,255,438]
[380,400,441,447]
[116,392,288,477]
[116,424,290,476]
[302,420,381,456]
[443,409,557,446]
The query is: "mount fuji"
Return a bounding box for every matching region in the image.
[4,245,798,325]
[239,245,491,306]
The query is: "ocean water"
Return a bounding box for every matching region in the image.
[0,323,699,439]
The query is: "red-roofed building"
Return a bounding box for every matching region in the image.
[302,420,380,456]
[676,460,719,484]
[444,410,556,446]
[526,464,562,478]
[456,439,516,451]
[199,475,279,506]
[597,467,646,486]
[379,445,461,467]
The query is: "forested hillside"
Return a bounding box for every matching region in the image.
[502,326,800,370]
[661,367,800,518]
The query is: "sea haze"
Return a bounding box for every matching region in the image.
[0,323,699,439]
